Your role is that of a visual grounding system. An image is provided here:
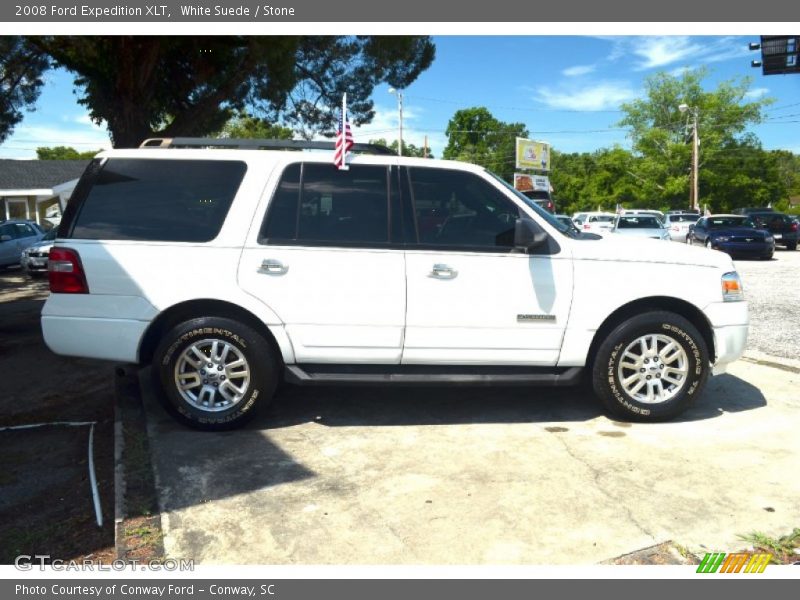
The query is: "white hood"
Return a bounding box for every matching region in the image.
[569,232,734,270]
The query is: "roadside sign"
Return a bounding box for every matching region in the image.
[516,137,550,171]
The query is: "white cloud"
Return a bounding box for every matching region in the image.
[604,36,752,71]
[562,64,596,77]
[534,81,639,111]
[0,122,112,159]
[745,87,769,99]
[668,66,695,78]
[632,37,704,70]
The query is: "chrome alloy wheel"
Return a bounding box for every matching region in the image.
[174,339,251,412]
[617,334,689,404]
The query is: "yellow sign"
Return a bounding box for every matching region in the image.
[516,137,550,171]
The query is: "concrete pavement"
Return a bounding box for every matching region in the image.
[140,357,800,564]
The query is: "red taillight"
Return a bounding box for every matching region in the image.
[671,225,680,231]
[791,222,798,232]
[583,224,590,229]
[48,247,89,294]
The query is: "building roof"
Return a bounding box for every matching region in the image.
[0,160,89,191]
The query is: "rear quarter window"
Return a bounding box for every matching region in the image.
[66,159,247,242]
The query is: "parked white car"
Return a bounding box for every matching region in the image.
[42,139,748,429]
[611,214,671,241]
[664,212,701,242]
[21,227,58,276]
[622,209,666,223]
[575,212,616,234]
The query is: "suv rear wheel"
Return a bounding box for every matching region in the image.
[592,311,709,422]
[152,317,279,430]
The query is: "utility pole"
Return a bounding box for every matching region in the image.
[388,87,403,157]
[691,108,699,212]
[679,103,699,211]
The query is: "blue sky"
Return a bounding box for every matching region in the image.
[2,35,799,159]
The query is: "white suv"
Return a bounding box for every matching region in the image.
[42,138,748,429]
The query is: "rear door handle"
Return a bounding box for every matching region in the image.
[430,263,457,279]
[259,259,289,275]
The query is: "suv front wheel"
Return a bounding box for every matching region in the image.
[592,311,709,422]
[152,317,279,430]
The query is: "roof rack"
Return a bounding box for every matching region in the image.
[139,137,395,156]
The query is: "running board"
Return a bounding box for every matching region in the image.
[284,364,583,387]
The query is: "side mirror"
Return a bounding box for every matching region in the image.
[0,235,12,242]
[514,218,548,252]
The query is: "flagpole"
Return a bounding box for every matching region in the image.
[341,92,349,170]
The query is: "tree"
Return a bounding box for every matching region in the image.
[36,146,100,160]
[442,107,527,181]
[368,137,433,158]
[618,68,773,210]
[218,112,294,140]
[0,37,49,143]
[26,36,435,148]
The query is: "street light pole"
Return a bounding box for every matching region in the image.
[388,87,403,156]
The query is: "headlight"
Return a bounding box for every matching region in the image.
[722,271,744,302]
[765,235,774,243]
[715,236,730,243]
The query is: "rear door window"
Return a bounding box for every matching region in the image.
[67,159,247,242]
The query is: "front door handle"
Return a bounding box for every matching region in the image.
[430,263,457,279]
[259,259,289,275]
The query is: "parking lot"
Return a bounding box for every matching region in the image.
[135,248,800,564]
[3,248,798,565]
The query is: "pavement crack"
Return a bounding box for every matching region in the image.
[545,428,658,543]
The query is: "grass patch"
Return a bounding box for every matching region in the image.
[738,528,800,564]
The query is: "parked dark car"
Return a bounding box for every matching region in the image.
[732,207,775,215]
[746,212,798,250]
[520,190,556,213]
[687,214,775,259]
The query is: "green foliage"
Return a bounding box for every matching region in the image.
[26,36,435,147]
[442,107,527,181]
[219,112,294,140]
[550,70,798,215]
[368,137,433,158]
[617,68,774,211]
[0,37,49,143]
[36,146,100,160]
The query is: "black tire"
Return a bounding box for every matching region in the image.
[704,239,712,249]
[152,317,280,430]
[786,241,797,251]
[592,311,709,422]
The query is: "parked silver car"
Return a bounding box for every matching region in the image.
[0,220,45,269]
[664,212,701,242]
[21,227,57,276]
[611,214,671,240]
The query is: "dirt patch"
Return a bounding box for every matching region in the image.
[603,541,699,565]
[0,270,115,564]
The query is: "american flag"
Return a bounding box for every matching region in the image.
[334,93,354,170]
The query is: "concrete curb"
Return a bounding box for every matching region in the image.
[741,351,800,374]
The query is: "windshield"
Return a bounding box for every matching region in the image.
[708,217,754,228]
[616,216,663,229]
[486,170,572,236]
[589,215,615,222]
[42,228,58,241]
